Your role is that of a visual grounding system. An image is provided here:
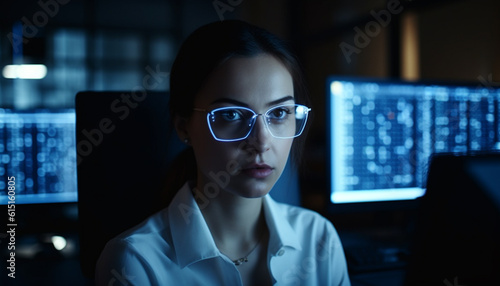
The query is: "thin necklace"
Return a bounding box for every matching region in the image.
[232,231,265,266]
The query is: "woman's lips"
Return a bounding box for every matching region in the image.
[241,163,273,179]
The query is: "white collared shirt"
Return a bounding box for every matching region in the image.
[95,182,351,286]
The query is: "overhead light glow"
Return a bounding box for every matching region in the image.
[2,64,47,79]
[51,235,67,251]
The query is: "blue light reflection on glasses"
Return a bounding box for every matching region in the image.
[193,104,311,142]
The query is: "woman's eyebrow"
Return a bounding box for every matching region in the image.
[267,95,295,106]
[209,95,295,107]
[210,98,250,107]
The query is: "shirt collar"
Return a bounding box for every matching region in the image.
[263,195,302,254]
[167,182,302,268]
[168,182,220,268]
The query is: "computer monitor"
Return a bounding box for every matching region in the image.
[404,152,500,285]
[0,109,77,205]
[327,77,500,209]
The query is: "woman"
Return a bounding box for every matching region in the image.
[96,20,350,286]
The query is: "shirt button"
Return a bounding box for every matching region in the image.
[277,249,285,256]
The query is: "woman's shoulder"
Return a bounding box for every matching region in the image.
[266,197,338,235]
[105,206,172,252]
[268,196,328,220]
[102,182,197,256]
[95,207,177,285]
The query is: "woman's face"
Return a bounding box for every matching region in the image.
[182,54,295,199]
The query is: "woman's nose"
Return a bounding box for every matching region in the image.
[247,115,271,152]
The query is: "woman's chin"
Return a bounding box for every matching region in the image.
[227,176,277,198]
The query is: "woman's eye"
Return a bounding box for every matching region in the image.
[269,108,291,119]
[220,110,242,121]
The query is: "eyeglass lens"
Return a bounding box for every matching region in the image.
[208,104,309,141]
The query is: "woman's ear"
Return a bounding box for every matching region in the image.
[174,115,190,144]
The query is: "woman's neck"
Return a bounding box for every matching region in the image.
[194,180,267,259]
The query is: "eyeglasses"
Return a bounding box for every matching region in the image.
[193,104,311,142]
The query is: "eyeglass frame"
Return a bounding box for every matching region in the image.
[192,104,311,142]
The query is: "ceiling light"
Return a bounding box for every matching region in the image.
[2,64,47,79]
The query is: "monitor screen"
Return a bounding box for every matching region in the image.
[328,77,500,204]
[0,109,77,204]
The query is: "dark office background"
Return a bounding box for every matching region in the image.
[0,0,499,285]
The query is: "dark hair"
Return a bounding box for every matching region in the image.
[167,20,310,191]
